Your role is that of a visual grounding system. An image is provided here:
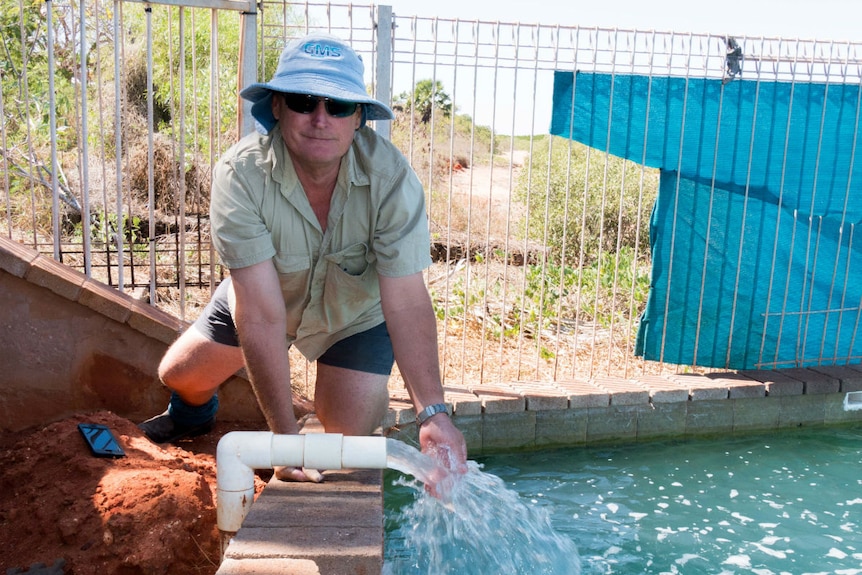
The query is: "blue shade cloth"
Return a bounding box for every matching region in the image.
[551,71,862,369]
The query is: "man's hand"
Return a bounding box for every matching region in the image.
[417,413,467,499]
[419,413,467,472]
[275,466,324,482]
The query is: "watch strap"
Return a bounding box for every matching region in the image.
[416,403,449,426]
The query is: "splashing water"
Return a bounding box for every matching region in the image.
[384,438,581,575]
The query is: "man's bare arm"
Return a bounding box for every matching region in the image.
[379,272,467,469]
[230,260,298,435]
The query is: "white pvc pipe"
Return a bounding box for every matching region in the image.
[216,432,389,533]
[844,391,862,411]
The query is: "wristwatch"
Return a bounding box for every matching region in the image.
[416,403,449,426]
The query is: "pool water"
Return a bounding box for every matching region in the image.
[384,425,862,574]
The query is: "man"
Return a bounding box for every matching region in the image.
[140,33,467,481]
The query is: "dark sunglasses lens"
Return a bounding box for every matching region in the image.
[324,99,359,117]
[283,94,358,118]
[283,94,318,114]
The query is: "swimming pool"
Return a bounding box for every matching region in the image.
[385,425,862,574]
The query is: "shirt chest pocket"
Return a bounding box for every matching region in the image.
[324,243,370,277]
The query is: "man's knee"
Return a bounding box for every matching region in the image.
[156,327,238,389]
[314,368,390,435]
[157,329,195,385]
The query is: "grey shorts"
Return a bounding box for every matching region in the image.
[193,278,394,375]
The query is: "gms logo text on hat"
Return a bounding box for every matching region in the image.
[303,42,342,58]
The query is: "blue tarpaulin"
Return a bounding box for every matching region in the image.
[550,71,862,368]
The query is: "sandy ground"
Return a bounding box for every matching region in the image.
[448,150,529,206]
[0,411,268,575]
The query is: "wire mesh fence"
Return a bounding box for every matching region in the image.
[3,1,861,386]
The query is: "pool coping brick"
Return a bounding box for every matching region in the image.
[555,379,610,408]
[705,372,765,399]
[634,374,691,403]
[25,254,86,301]
[443,385,484,416]
[782,367,841,394]
[667,373,730,401]
[0,238,38,277]
[512,381,570,411]
[812,365,862,392]
[740,369,805,396]
[468,383,526,413]
[593,375,650,405]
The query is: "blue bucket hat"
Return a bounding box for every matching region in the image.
[240,33,394,133]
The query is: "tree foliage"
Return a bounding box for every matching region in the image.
[1,0,81,216]
[1,1,306,234]
[396,78,452,123]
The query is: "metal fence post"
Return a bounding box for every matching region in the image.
[375,5,393,140]
[238,2,258,137]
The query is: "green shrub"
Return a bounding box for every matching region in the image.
[514,136,658,265]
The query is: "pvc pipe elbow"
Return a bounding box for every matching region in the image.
[217,431,273,492]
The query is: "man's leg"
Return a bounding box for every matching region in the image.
[314,363,390,435]
[158,325,245,405]
[140,278,245,443]
[139,326,245,443]
[312,322,394,435]
[277,323,393,482]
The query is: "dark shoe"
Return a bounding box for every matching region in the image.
[138,410,215,443]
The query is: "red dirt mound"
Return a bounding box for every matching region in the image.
[0,411,267,575]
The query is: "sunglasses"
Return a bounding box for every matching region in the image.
[282,93,360,118]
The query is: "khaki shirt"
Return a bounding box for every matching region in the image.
[210,126,431,360]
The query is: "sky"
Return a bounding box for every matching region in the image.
[377,0,862,134]
[383,0,862,43]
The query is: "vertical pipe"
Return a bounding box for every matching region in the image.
[725,35,764,369]
[178,8,187,319]
[551,27,579,379]
[209,8,219,295]
[824,43,860,364]
[590,28,620,375]
[626,29,657,378]
[478,21,501,383]
[847,225,862,363]
[113,0,125,291]
[146,7,156,300]
[0,52,10,238]
[93,0,112,286]
[571,28,595,378]
[797,40,837,364]
[46,0,60,259]
[19,0,37,248]
[692,35,727,368]
[79,0,91,276]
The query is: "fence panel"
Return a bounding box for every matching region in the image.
[3,1,861,386]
